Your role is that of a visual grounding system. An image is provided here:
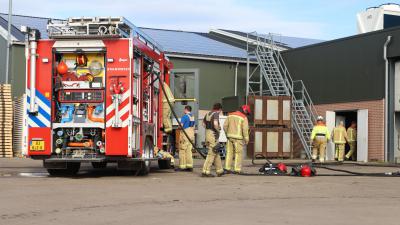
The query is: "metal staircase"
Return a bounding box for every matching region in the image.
[246,33,318,158]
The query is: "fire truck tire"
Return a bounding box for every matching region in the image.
[158,159,171,169]
[137,161,150,176]
[47,162,81,176]
[91,162,107,169]
[137,137,153,176]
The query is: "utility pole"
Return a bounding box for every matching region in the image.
[5,0,12,84]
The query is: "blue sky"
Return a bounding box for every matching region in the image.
[0,0,396,40]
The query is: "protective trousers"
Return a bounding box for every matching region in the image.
[162,102,172,133]
[225,138,243,172]
[345,142,356,160]
[312,137,327,162]
[179,127,194,169]
[202,130,223,175]
[335,143,346,161]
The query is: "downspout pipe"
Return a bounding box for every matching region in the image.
[5,0,12,84]
[234,62,239,96]
[29,40,38,113]
[384,35,392,162]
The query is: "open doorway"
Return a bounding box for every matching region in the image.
[326,109,368,162]
[336,111,357,161]
[335,111,357,128]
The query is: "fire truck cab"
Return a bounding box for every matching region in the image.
[24,17,171,176]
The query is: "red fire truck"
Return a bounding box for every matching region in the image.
[23,17,171,176]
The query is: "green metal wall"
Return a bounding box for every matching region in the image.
[0,38,25,98]
[10,44,25,98]
[0,37,6,83]
[170,58,248,110]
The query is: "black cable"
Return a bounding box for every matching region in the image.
[314,165,400,177]
[251,154,273,165]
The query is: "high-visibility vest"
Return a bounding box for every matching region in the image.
[311,125,330,140]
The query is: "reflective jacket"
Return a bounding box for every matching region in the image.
[223,111,249,143]
[162,82,175,103]
[347,127,357,142]
[332,126,348,144]
[310,125,331,141]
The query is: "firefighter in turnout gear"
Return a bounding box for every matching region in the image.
[176,105,195,171]
[310,116,331,162]
[345,121,357,160]
[162,82,175,133]
[332,121,348,162]
[224,105,250,174]
[202,103,224,177]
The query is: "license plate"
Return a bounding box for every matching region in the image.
[30,140,45,151]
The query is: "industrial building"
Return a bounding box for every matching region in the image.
[282,4,400,163]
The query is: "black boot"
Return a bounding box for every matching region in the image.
[223,169,233,174]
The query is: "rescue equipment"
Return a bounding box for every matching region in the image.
[76,54,88,67]
[276,162,287,173]
[57,61,68,75]
[290,164,316,177]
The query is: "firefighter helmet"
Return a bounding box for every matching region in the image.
[241,105,251,115]
[57,61,68,75]
[276,163,287,173]
[300,165,312,177]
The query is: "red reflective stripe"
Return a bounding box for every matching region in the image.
[106,97,130,121]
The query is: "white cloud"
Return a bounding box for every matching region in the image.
[0,0,326,38]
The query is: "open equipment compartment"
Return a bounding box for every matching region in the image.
[52,50,107,158]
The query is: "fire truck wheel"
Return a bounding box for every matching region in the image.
[47,162,81,176]
[91,162,107,169]
[158,158,171,170]
[138,137,153,176]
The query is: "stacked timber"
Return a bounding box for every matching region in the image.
[13,95,25,157]
[0,84,13,158]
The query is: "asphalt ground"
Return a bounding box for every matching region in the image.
[1,158,400,225]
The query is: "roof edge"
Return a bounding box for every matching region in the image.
[283,25,400,53]
[166,52,257,64]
